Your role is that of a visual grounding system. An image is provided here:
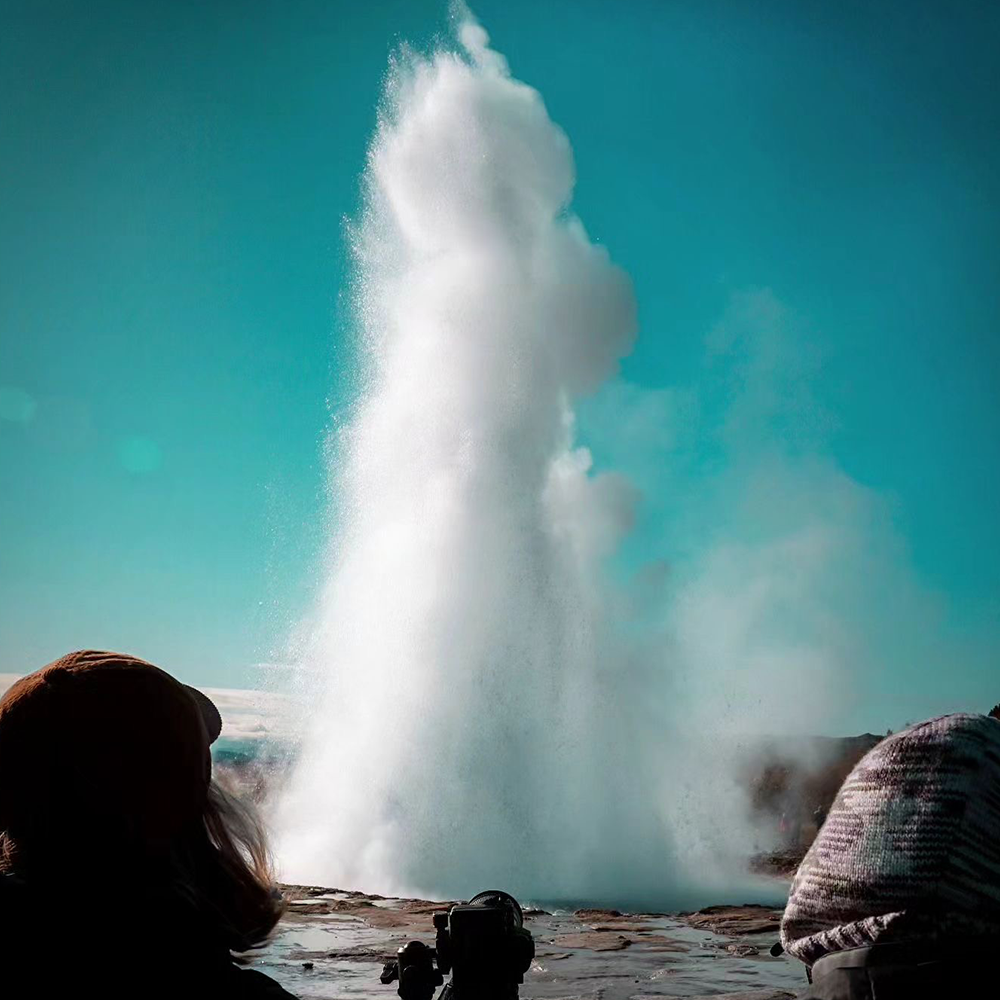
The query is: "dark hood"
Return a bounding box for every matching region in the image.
[797,940,998,999]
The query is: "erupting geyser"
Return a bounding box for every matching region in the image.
[276,9,690,904]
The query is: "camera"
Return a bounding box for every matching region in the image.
[379,889,535,1000]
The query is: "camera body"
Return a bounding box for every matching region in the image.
[380,890,534,1000]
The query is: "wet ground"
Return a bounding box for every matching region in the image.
[249,886,804,999]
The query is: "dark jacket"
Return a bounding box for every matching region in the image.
[0,873,296,998]
[796,940,994,999]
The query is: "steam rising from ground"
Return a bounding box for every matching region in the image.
[272,9,945,905]
[274,12,694,903]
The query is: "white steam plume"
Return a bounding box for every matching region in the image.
[273,11,696,904]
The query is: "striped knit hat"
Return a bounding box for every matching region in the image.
[780,713,1000,965]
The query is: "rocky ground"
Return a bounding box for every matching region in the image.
[247,886,805,999]
[748,850,806,881]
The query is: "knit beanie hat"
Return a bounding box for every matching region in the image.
[780,713,1000,965]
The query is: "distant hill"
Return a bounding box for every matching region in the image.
[743,732,884,874]
[744,733,883,819]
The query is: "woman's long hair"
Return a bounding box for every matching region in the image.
[0,777,284,954]
[173,779,285,952]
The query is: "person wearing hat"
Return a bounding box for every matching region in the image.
[0,650,296,998]
[776,712,1000,998]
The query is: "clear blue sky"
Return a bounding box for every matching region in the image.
[1,1,997,728]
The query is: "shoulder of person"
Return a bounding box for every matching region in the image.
[0,874,33,939]
[226,966,299,999]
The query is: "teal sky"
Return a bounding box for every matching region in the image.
[1,1,997,730]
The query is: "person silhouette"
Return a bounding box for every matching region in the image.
[778,713,1000,998]
[0,650,296,998]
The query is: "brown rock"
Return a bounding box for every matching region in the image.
[632,934,690,952]
[749,849,805,879]
[573,907,623,920]
[588,920,654,932]
[685,993,794,1000]
[552,932,632,951]
[680,904,783,936]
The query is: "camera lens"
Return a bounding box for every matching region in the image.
[466,889,524,929]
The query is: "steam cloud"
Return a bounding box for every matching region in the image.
[273,9,960,905]
[273,11,692,904]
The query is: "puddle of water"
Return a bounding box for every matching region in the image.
[253,901,807,999]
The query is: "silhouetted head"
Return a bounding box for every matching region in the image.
[0,650,282,951]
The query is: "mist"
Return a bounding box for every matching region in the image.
[272,8,957,907]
